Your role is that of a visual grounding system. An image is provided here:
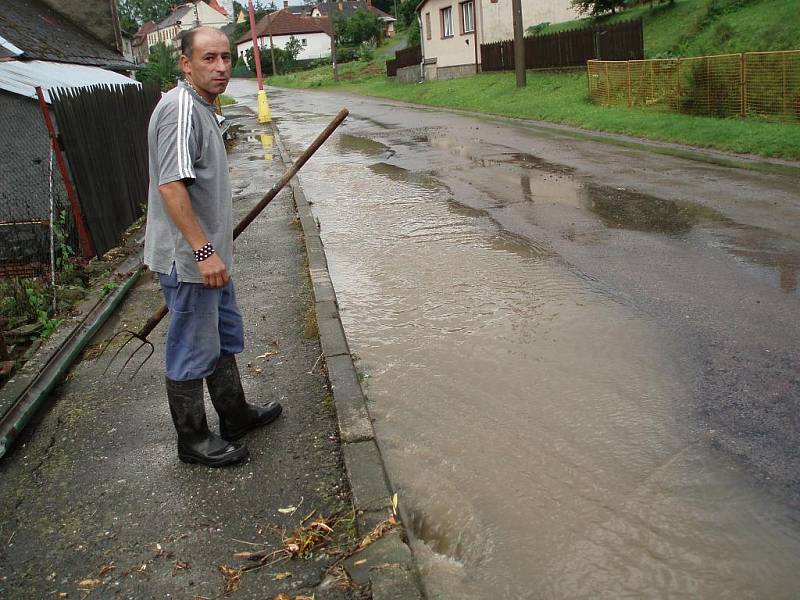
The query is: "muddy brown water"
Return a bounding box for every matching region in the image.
[226,82,800,598]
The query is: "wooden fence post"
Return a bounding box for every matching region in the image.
[604,61,610,105]
[676,59,682,111]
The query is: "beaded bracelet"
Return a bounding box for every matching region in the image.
[194,242,215,262]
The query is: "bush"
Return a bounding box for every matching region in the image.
[244,36,303,76]
[232,61,254,77]
[336,46,361,64]
[135,42,180,91]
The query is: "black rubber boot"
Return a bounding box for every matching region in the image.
[206,353,282,441]
[165,377,249,467]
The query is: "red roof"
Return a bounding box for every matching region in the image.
[207,0,229,17]
[133,21,157,46]
[236,9,331,43]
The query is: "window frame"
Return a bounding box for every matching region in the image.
[459,0,474,34]
[440,5,453,39]
[425,11,432,40]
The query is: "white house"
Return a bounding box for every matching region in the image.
[235,9,332,62]
[416,0,579,80]
[146,1,232,51]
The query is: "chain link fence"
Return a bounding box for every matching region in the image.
[587,50,800,121]
[0,93,77,279]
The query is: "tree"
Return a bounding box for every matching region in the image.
[118,0,175,27]
[570,0,626,16]
[406,17,420,46]
[243,36,303,76]
[135,42,180,90]
[396,0,418,29]
[335,10,383,46]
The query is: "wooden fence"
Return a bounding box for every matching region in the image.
[587,50,800,121]
[50,82,161,257]
[481,18,643,72]
[387,45,422,77]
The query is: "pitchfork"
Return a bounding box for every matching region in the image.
[100,108,349,380]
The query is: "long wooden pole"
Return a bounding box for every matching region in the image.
[511,0,525,87]
[134,108,350,340]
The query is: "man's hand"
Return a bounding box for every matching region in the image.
[198,253,228,288]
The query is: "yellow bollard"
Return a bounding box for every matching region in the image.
[260,133,273,161]
[257,89,271,123]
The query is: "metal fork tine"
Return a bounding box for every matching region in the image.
[100,331,137,377]
[125,342,155,381]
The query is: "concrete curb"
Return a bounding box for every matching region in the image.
[271,121,426,600]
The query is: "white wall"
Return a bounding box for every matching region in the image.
[237,32,331,62]
[419,0,477,69]
[418,0,579,69]
[146,2,230,49]
[480,0,579,43]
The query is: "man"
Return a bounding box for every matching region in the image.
[144,27,281,467]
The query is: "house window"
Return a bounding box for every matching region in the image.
[460,0,474,34]
[301,38,307,46]
[441,6,453,38]
[425,12,431,40]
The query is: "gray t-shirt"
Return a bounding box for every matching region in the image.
[143,80,233,283]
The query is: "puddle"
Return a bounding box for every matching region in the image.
[263,94,800,599]
[334,133,394,157]
[585,185,723,235]
[368,162,438,188]
[712,221,800,293]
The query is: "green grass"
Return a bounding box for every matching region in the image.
[541,0,800,58]
[218,94,237,105]
[353,72,800,159]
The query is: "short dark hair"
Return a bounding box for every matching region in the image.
[181,26,226,58]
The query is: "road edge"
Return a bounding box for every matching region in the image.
[270,120,427,600]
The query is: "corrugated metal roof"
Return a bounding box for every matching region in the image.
[0,60,139,104]
[0,0,132,69]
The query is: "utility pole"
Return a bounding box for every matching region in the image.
[248,0,272,122]
[511,0,525,87]
[268,12,278,75]
[329,0,339,82]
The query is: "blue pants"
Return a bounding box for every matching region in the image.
[159,266,244,381]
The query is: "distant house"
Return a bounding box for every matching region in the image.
[0,0,136,272]
[416,0,579,80]
[146,1,232,52]
[121,31,135,64]
[132,21,157,64]
[311,0,397,38]
[235,9,332,62]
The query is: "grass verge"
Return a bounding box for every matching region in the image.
[542,0,800,58]
[266,68,800,160]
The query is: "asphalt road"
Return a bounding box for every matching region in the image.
[250,83,800,501]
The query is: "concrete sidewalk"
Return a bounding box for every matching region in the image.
[0,103,421,599]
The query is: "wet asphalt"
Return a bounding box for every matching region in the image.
[243,83,800,502]
[0,105,357,599]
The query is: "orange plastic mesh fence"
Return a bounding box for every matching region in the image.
[587,50,800,122]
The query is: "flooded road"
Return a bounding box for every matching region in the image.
[227,81,800,598]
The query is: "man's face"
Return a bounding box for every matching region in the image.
[181,30,232,102]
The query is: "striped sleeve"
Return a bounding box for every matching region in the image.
[155,88,197,185]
